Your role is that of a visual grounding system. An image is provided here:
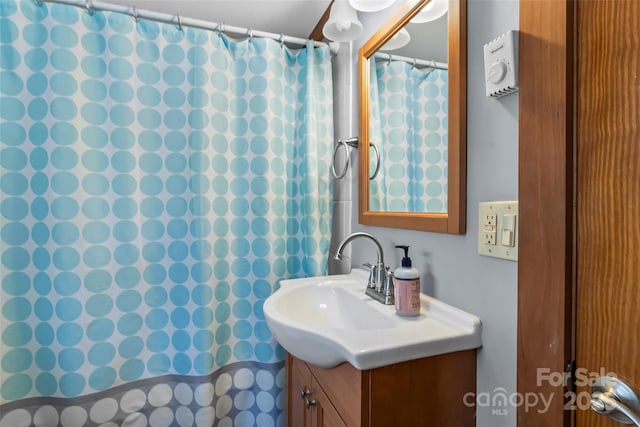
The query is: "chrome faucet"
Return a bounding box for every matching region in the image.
[334,232,394,305]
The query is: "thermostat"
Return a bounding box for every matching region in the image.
[483,30,518,98]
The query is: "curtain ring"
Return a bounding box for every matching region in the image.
[412,58,417,69]
[217,22,224,35]
[176,14,183,31]
[279,33,285,48]
[331,140,350,180]
[85,0,94,16]
[130,6,139,23]
[387,53,391,65]
[248,28,253,42]
[369,142,381,180]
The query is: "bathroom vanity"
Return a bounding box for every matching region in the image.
[264,268,482,426]
[287,350,477,427]
[264,270,482,426]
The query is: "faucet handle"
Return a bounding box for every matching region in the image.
[364,263,379,289]
[383,267,394,299]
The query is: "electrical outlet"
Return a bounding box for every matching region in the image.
[478,201,518,261]
[483,231,497,245]
[484,213,497,227]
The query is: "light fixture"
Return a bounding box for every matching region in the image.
[379,28,410,51]
[348,0,396,12]
[323,0,364,42]
[410,0,448,23]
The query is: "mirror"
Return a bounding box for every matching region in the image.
[358,0,466,233]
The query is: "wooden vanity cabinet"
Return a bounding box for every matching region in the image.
[287,350,476,427]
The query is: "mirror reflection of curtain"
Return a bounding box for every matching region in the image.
[369,60,448,212]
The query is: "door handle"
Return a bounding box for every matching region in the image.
[591,376,640,426]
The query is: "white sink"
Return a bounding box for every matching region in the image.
[264,269,482,370]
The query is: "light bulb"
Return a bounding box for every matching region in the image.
[322,0,363,42]
[348,0,396,12]
[411,0,448,23]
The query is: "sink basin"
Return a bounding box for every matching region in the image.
[264,269,482,370]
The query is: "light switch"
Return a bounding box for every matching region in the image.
[500,214,516,247]
[478,201,518,261]
[501,229,514,247]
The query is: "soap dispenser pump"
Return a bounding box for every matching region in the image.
[393,245,421,316]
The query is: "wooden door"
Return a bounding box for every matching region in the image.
[575,0,640,425]
[289,356,313,427]
[311,380,348,427]
[288,355,349,427]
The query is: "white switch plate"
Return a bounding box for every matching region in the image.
[478,201,518,261]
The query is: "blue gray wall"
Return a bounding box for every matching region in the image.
[329,1,519,426]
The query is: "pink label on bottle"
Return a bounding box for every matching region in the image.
[394,278,420,315]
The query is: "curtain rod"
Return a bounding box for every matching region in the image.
[374,52,448,71]
[35,0,332,51]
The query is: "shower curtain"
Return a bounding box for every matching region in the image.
[368,59,447,213]
[0,0,333,425]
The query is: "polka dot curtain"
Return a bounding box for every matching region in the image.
[368,60,447,213]
[0,0,334,425]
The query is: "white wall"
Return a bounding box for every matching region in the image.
[329,1,519,425]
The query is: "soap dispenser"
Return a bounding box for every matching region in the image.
[393,245,421,316]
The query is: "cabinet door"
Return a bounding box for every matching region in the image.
[307,362,362,426]
[311,379,348,427]
[289,356,313,427]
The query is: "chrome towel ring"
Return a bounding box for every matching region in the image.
[331,137,380,181]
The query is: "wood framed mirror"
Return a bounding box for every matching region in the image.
[358,0,466,233]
